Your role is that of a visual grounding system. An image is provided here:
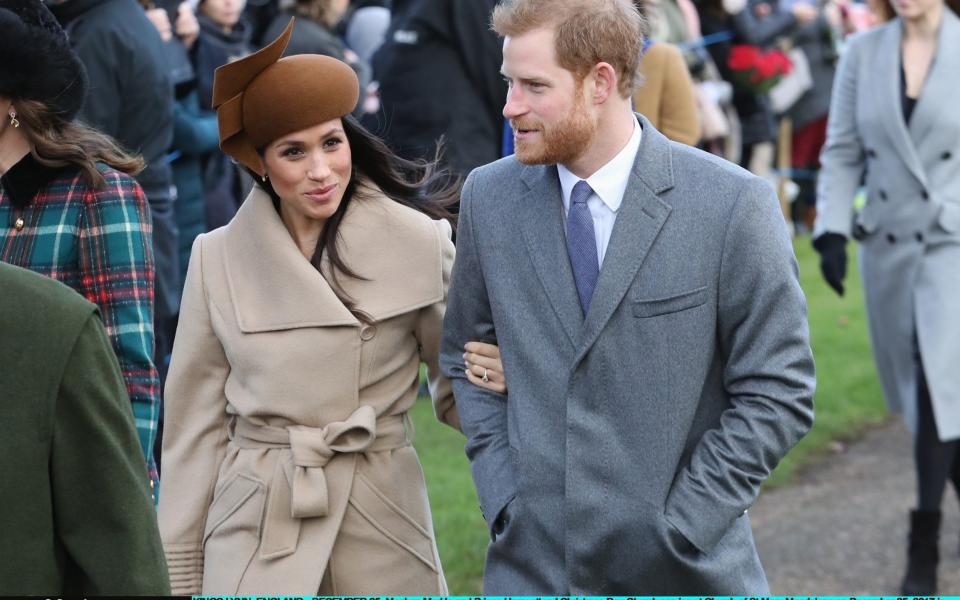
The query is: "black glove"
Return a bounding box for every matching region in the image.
[813,233,848,297]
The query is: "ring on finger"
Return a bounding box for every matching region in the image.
[482,368,490,383]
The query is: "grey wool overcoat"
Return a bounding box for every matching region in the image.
[814,10,960,441]
[441,116,816,595]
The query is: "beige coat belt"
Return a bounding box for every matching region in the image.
[227,405,410,558]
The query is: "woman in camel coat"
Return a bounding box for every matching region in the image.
[158,20,503,595]
[632,41,701,146]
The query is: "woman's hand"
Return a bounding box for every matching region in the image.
[464,341,507,394]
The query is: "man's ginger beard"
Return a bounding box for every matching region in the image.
[511,83,597,166]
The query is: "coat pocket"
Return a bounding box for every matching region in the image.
[202,473,267,594]
[851,208,880,240]
[348,472,438,572]
[633,286,708,318]
[937,202,960,233]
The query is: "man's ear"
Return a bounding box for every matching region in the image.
[590,62,619,104]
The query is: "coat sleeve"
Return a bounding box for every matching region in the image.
[813,33,866,238]
[439,171,517,532]
[78,171,160,466]
[415,218,459,430]
[157,235,231,595]
[658,44,701,146]
[664,177,815,553]
[51,311,170,595]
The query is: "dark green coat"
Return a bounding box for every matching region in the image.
[0,262,170,595]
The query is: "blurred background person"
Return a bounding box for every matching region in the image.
[346,0,391,63]
[261,0,373,117]
[0,263,169,596]
[372,0,506,183]
[813,0,960,592]
[698,0,818,173]
[48,0,179,414]
[144,0,220,472]
[192,0,254,228]
[780,0,839,234]
[633,0,702,145]
[1,0,160,494]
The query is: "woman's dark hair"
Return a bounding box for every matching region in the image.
[249,115,460,325]
[15,99,145,189]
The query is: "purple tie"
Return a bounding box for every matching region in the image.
[565,180,599,315]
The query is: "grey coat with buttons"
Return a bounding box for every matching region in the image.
[814,10,960,440]
[442,117,815,594]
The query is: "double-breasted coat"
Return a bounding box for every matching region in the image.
[815,10,960,441]
[158,184,457,595]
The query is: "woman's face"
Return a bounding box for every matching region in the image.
[891,0,943,20]
[327,0,350,25]
[263,118,353,228]
[200,0,246,29]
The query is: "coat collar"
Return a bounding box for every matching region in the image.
[0,153,75,209]
[517,114,674,350]
[906,9,960,152]
[223,183,446,332]
[875,13,960,187]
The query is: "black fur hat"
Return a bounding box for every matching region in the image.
[0,0,87,121]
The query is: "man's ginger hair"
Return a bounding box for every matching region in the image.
[492,0,648,98]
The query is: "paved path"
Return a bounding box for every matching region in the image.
[750,420,960,595]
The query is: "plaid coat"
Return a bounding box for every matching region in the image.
[0,156,159,467]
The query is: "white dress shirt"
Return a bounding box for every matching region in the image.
[557,116,642,267]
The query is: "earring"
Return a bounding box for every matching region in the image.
[261,174,268,183]
[9,111,19,128]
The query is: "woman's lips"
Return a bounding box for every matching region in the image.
[304,184,337,203]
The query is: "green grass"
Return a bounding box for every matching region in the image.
[411,238,887,592]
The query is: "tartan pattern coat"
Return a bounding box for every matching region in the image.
[0,156,160,465]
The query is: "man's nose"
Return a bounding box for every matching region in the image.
[503,87,527,120]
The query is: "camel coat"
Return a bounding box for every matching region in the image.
[633,42,701,146]
[158,183,457,595]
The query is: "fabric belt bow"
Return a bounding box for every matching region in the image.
[228,405,409,558]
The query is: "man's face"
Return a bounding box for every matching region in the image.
[501,27,597,167]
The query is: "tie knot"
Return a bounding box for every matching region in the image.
[571,180,592,205]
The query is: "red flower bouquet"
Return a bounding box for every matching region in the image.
[727,45,793,95]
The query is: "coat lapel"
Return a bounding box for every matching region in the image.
[575,117,674,365]
[224,187,358,332]
[907,9,960,151]
[518,164,584,348]
[878,20,928,187]
[223,185,446,333]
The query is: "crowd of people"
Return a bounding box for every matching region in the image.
[0,0,958,595]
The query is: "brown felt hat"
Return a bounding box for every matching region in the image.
[212,18,360,176]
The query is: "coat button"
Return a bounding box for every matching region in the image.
[915,232,924,242]
[879,189,888,201]
[887,233,897,244]
[13,217,24,231]
[867,148,877,158]
[360,325,377,341]
[942,151,953,160]
[922,190,930,200]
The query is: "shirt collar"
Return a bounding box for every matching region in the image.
[557,115,642,213]
[0,153,71,209]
